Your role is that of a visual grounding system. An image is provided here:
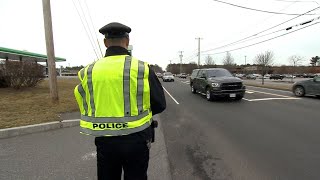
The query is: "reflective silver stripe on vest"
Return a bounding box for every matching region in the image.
[80,120,151,136]
[81,110,149,123]
[80,69,85,80]
[87,63,96,117]
[123,56,132,116]
[137,61,145,113]
[78,84,88,116]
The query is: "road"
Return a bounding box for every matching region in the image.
[160,78,320,180]
[0,116,170,180]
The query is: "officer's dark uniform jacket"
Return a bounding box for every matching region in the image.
[92,46,166,144]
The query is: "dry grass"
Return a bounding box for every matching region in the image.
[0,78,80,129]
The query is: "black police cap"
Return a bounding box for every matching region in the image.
[99,22,131,38]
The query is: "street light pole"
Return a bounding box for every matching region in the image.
[179,51,183,74]
[195,37,203,67]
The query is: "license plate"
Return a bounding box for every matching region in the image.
[230,94,236,98]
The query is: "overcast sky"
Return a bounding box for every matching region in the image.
[0,0,319,69]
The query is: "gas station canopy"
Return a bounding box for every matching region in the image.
[0,46,66,62]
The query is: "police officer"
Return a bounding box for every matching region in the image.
[74,22,166,180]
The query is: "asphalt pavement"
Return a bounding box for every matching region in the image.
[0,115,171,180]
[1,77,320,180]
[160,78,320,180]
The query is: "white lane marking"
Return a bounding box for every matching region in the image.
[247,90,292,98]
[180,81,190,85]
[243,98,251,101]
[246,85,291,93]
[246,91,254,94]
[81,151,96,161]
[163,87,180,104]
[246,97,300,102]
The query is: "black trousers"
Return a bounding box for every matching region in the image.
[95,141,150,180]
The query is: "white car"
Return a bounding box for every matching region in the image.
[162,72,174,82]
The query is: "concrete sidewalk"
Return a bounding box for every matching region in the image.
[0,115,171,180]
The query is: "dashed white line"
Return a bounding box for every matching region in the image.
[248,90,292,98]
[180,81,190,85]
[163,87,180,104]
[245,97,300,102]
[246,85,291,93]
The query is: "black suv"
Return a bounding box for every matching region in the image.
[270,74,284,80]
[190,68,246,101]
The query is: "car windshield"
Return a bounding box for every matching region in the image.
[164,72,172,75]
[207,69,233,77]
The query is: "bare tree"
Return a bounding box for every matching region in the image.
[223,52,234,66]
[288,55,304,82]
[310,56,320,66]
[254,51,274,85]
[204,55,215,65]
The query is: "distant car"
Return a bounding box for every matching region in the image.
[156,72,163,78]
[303,74,316,78]
[246,74,256,80]
[270,74,284,80]
[162,72,174,82]
[179,73,188,78]
[292,76,320,97]
[284,74,296,78]
[235,74,245,79]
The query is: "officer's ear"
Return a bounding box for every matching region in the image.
[104,38,109,48]
[125,37,129,47]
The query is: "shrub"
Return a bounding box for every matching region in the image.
[2,61,45,89]
[0,66,9,88]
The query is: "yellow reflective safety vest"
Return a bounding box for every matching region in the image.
[74,55,152,136]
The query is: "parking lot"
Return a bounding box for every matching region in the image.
[160,78,320,180]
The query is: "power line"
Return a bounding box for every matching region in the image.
[76,0,101,58]
[83,0,104,57]
[72,0,99,60]
[211,15,320,51]
[201,6,320,53]
[203,1,296,52]
[207,22,320,55]
[211,0,318,15]
[272,0,319,4]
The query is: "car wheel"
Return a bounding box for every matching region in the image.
[191,84,196,94]
[294,86,305,97]
[206,87,213,101]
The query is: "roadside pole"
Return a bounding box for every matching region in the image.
[42,0,59,103]
[179,51,183,74]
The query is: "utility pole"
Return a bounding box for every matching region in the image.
[195,37,203,67]
[169,60,172,72]
[179,51,183,74]
[244,55,247,74]
[42,0,59,103]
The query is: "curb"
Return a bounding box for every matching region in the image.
[0,119,79,139]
